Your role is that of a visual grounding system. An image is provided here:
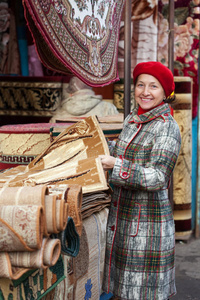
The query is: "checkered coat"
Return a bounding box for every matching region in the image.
[103,104,181,300]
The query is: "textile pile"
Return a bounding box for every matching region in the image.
[0,183,83,280]
[0,116,111,297]
[50,208,109,299]
[0,116,109,194]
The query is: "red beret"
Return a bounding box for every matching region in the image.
[133,61,175,98]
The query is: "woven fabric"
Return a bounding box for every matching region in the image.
[0,255,65,300]
[51,217,80,257]
[23,0,125,87]
[52,208,109,299]
[0,78,64,116]
[0,205,44,252]
[0,122,75,169]
[0,116,109,194]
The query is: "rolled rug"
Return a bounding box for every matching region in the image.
[0,185,48,206]
[66,184,82,236]
[45,195,69,234]
[48,184,70,200]
[51,217,80,257]
[55,199,68,232]
[0,238,61,280]
[0,253,30,280]
[9,237,61,269]
[0,205,44,252]
[45,194,57,234]
[0,185,48,235]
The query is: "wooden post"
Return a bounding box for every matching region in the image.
[168,0,174,73]
[168,0,174,209]
[124,0,132,118]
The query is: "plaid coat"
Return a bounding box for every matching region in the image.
[103,104,181,300]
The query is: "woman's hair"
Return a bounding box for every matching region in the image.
[163,93,176,103]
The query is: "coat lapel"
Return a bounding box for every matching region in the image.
[128,103,171,124]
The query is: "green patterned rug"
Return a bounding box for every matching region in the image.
[0,256,65,300]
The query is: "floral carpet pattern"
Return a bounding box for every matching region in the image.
[158,0,200,118]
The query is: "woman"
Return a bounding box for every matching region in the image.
[100,61,181,300]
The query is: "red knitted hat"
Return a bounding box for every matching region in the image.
[133,61,175,98]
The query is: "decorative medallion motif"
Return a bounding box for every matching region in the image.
[23,0,125,87]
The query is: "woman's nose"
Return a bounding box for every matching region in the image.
[142,86,150,95]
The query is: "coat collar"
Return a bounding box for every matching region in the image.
[128,103,171,124]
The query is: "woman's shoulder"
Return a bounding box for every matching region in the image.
[155,114,181,139]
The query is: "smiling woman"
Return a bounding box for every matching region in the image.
[134,74,165,110]
[101,61,181,300]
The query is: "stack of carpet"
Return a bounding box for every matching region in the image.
[0,116,111,219]
[0,116,112,299]
[0,183,83,281]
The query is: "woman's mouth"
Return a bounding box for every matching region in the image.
[141,98,152,102]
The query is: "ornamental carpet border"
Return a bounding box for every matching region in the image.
[23,0,125,87]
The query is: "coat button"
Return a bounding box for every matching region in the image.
[119,155,123,159]
[122,171,128,177]
[137,124,140,128]
[114,201,117,207]
[164,113,169,116]
[111,225,115,231]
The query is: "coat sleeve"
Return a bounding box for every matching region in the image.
[109,120,181,191]
[107,140,116,156]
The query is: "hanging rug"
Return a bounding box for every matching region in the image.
[23,0,125,87]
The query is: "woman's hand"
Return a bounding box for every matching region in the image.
[99,155,116,171]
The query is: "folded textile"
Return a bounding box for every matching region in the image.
[81,191,111,219]
[28,116,109,170]
[51,217,80,258]
[0,123,52,170]
[0,116,109,194]
[82,204,110,219]
[74,208,109,299]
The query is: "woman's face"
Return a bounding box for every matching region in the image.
[134,74,165,110]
